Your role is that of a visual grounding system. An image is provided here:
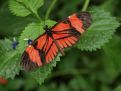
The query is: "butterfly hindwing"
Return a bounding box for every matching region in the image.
[21,34,59,71]
[21,46,41,71]
[21,34,47,71]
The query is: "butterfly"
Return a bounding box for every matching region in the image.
[21,12,91,71]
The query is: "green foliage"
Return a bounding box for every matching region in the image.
[30,53,61,85]
[115,85,121,91]
[18,20,56,53]
[77,8,120,51]
[0,51,20,79]
[0,39,20,79]
[69,76,95,91]
[58,49,80,71]
[98,36,121,83]
[0,2,37,37]
[18,22,45,53]
[0,39,12,53]
[57,0,83,18]
[9,0,44,17]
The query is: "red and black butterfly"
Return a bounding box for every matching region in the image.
[21,12,91,71]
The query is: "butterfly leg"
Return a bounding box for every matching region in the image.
[51,36,65,55]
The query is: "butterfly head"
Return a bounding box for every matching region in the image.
[44,25,52,36]
[43,25,50,31]
[28,39,33,45]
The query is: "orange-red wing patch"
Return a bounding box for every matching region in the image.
[52,27,80,49]
[68,14,85,34]
[25,46,42,66]
[36,35,59,64]
[51,16,83,49]
[44,37,58,63]
[52,21,70,31]
[21,34,47,71]
[36,34,47,49]
[21,34,59,71]
[55,34,79,49]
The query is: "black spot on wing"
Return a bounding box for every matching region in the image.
[21,51,39,71]
[62,19,70,24]
[76,12,92,30]
[38,50,46,64]
[70,29,81,36]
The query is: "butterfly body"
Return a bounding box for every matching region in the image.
[21,12,91,71]
[44,25,53,37]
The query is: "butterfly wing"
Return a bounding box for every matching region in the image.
[36,35,59,64]
[51,12,91,49]
[21,34,46,71]
[21,34,59,71]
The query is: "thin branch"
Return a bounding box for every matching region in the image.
[45,0,57,20]
[48,69,89,79]
[16,0,42,21]
[82,0,90,11]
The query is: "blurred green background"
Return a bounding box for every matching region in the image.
[0,0,121,91]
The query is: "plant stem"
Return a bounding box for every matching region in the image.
[48,69,89,79]
[45,0,57,20]
[34,12,42,21]
[16,1,42,21]
[82,0,90,11]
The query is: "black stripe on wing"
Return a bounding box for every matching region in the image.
[21,51,39,71]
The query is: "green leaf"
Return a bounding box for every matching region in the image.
[0,39,12,54]
[6,79,24,90]
[69,76,95,91]
[57,0,82,18]
[77,8,120,51]
[0,51,20,79]
[100,85,112,91]
[18,20,56,53]
[38,83,57,91]
[100,0,118,14]
[58,84,70,91]
[18,22,44,53]
[114,84,121,91]
[0,39,20,79]
[0,2,37,37]
[98,35,121,83]
[30,53,61,85]
[9,0,44,17]
[58,48,80,71]
[19,20,62,85]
